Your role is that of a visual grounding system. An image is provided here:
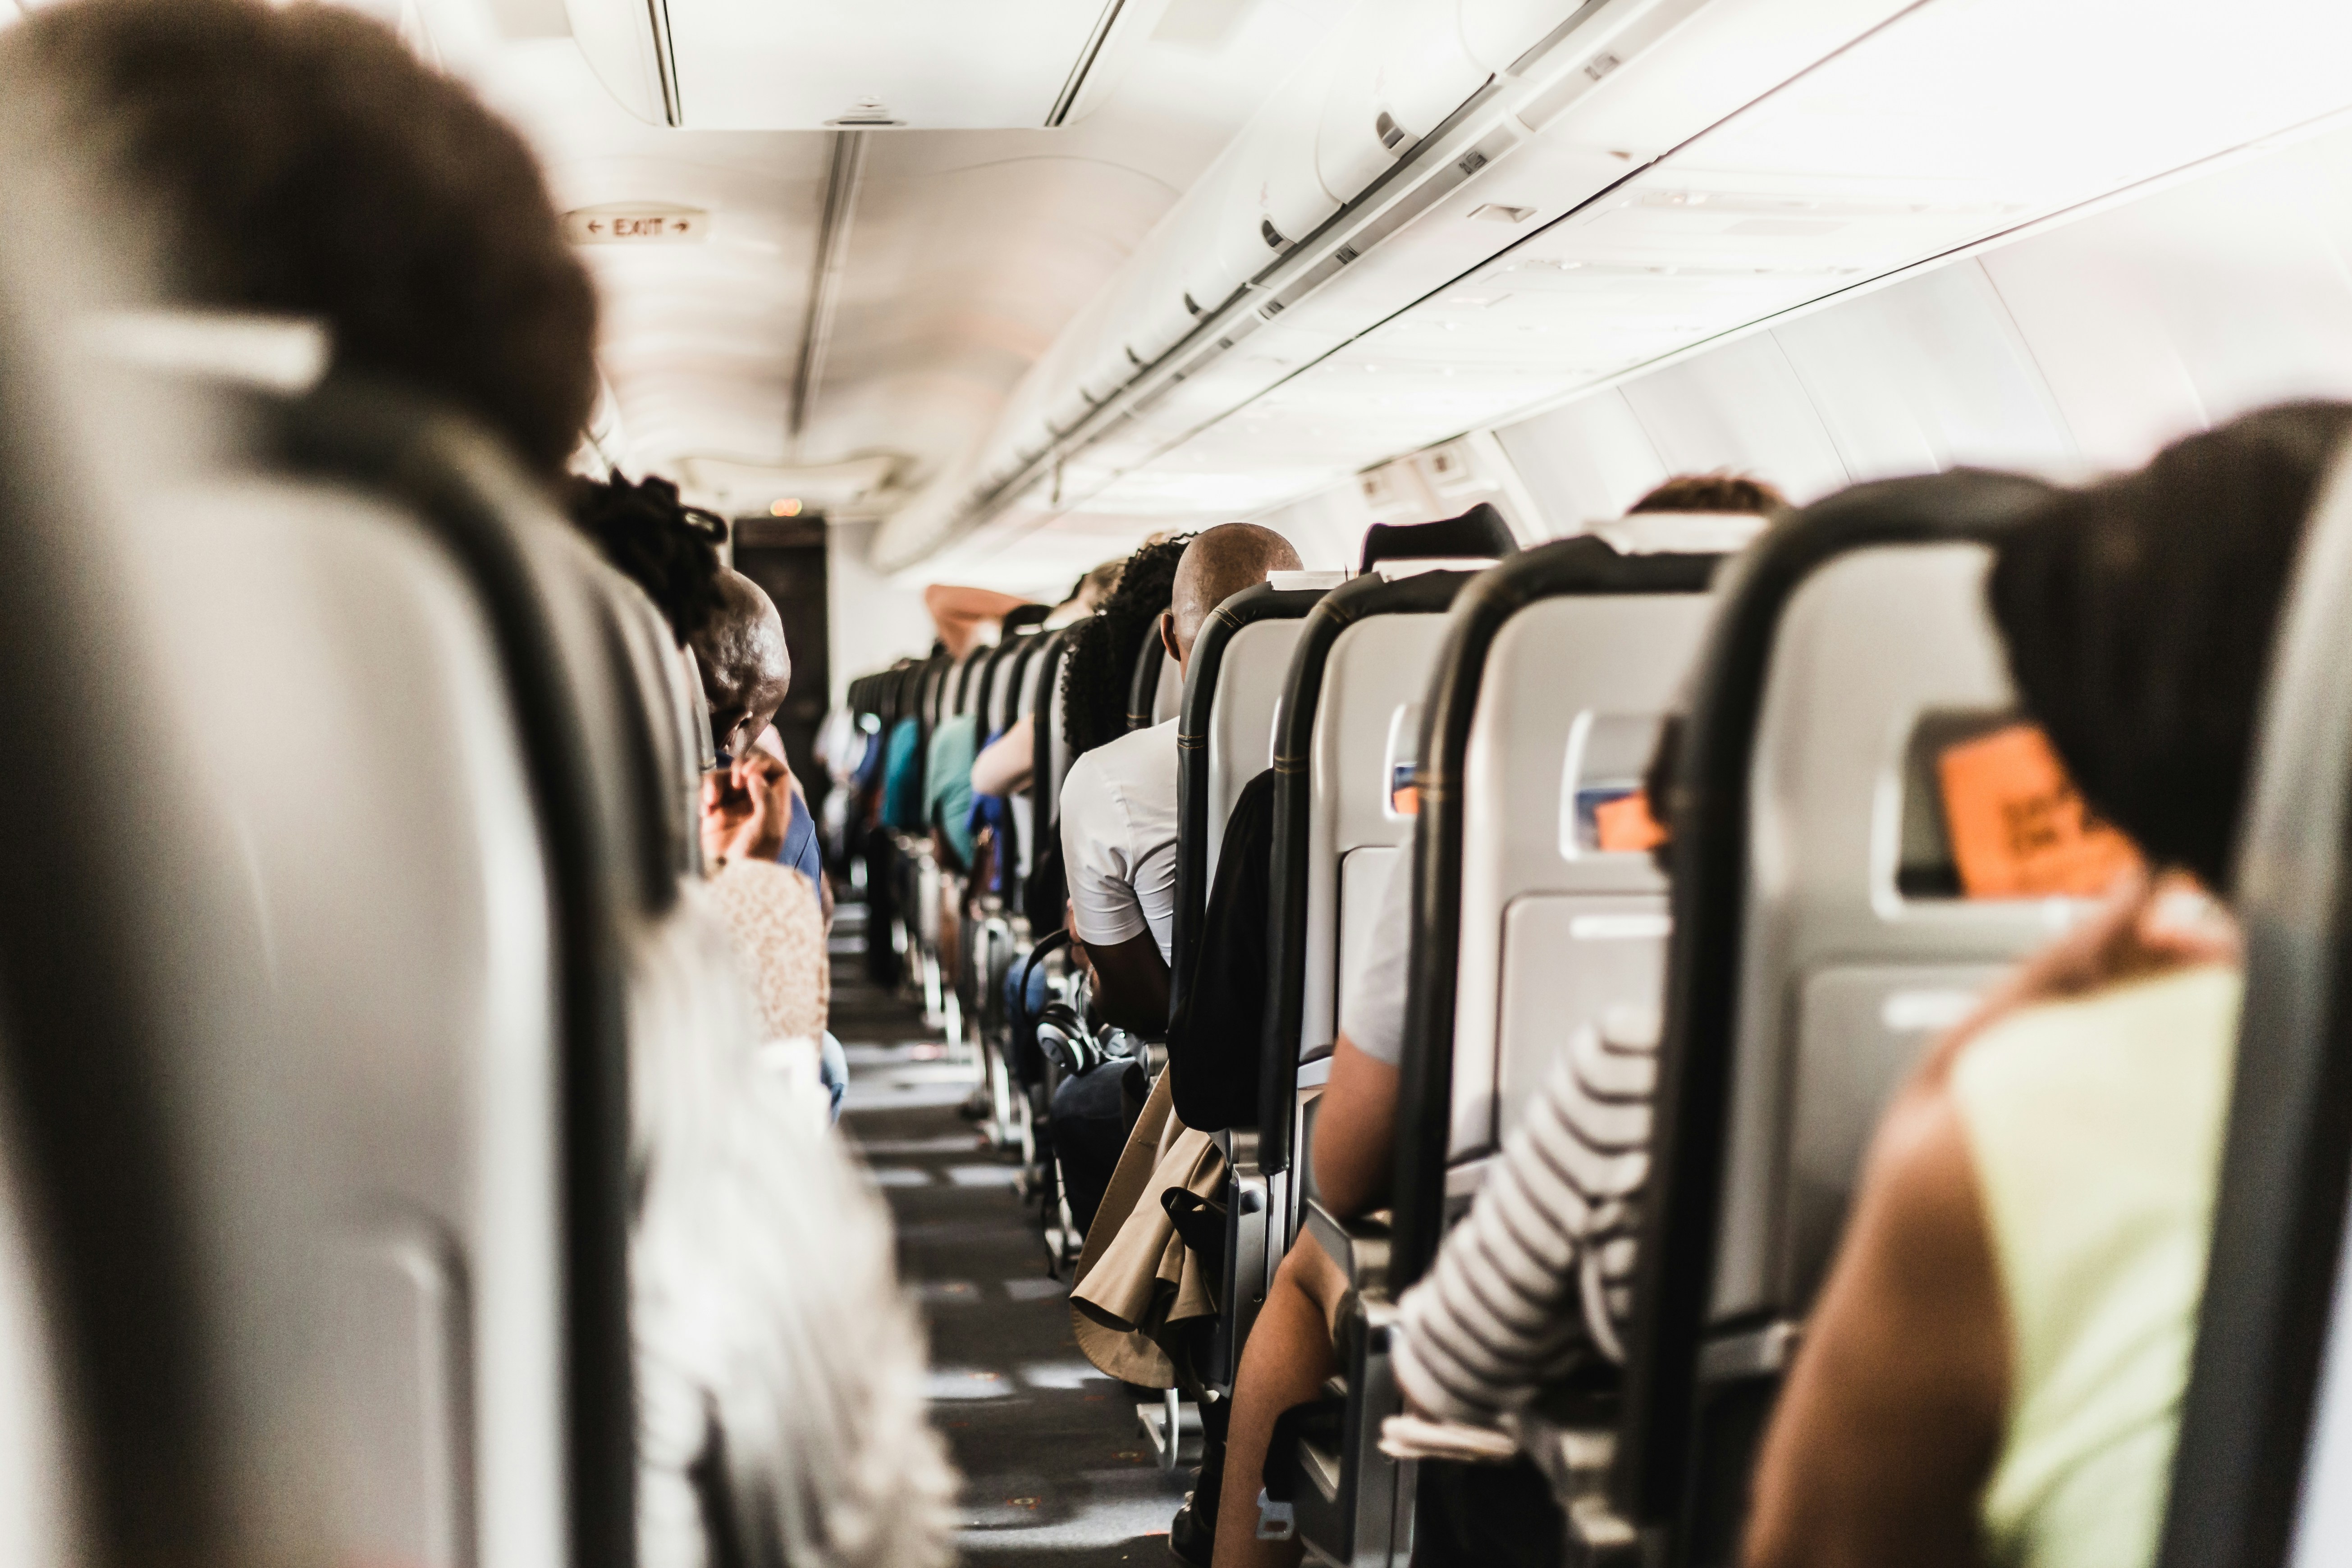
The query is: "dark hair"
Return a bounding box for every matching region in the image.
[1629,473,1786,514]
[5,0,599,479]
[1062,535,1191,759]
[1989,402,2352,893]
[568,473,728,646]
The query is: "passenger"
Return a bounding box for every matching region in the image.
[1625,471,1787,515]
[1060,535,1193,763]
[1743,406,2344,1568]
[752,727,832,923]
[1059,524,1301,1034]
[0,7,951,1557]
[566,474,824,1024]
[0,0,596,486]
[1202,474,1784,1568]
[971,563,1125,799]
[925,703,982,873]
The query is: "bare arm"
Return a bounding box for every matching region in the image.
[970,713,1035,797]
[1748,869,2233,1568]
[1743,1081,2007,1568]
[1311,1036,1400,1220]
[1082,930,1170,1038]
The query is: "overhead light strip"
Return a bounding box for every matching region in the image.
[790,129,870,449]
[1047,0,1131,128]
[939,75,1521,543]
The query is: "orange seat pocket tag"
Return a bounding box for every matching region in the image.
[1937,723,2139,898]
[1594,789,1669,854]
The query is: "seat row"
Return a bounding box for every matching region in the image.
[837,446,2352,1566]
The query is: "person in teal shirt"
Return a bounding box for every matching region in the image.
[924,711,980,870]
[880,716,923,832]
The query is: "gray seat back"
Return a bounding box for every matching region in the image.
[0,242,627,1568]
[1616,471,2059,1543]
[1716,540,2062,1321]
[1446,590,1720,1168]
[1261,570,1472,1190]
[1167,584,1323,1032]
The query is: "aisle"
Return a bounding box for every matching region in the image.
[830,940,1190,1565]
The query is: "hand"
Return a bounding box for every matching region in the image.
[701,753,788,868]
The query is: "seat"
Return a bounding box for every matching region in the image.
[1127,619,1169,732]
[0,191,705,1568]
[1613,471,2062,1566]
[1158,581,1331,1386]
[1351,536,1726,1561]
[1252,567,1484,1567]
[2157,444,2352,1568]
[1007,626,1064,896]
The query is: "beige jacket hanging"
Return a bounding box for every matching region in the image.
[1068,1071,1226,1388]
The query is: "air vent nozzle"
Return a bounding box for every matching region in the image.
[1183,292,1205,317]
[1376,110,1409,151]
[1261,218,1291,251]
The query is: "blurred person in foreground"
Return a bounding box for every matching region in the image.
[1745,405,2347,1568]
[0,5,952,1563]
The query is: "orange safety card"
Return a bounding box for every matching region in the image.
[1595,788,1669,854]
[1936,723,2139,898]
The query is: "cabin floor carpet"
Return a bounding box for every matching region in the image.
[832,928,1191,1566]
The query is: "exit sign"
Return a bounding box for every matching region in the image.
[564,205,711,245]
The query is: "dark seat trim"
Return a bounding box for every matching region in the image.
[1167,582,1327,1033]
[2157,446,2352,1568]
[1258,568,1474,1177]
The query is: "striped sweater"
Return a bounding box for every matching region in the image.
[1391,1006,1658,1422]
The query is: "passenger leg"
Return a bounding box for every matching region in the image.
[1209,1232,1349,1568]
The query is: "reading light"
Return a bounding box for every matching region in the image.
[770,498,803,517]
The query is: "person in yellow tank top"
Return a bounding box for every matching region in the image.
[1746,402,2352,1568]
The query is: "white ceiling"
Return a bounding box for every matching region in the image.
[913,0,2352,594]
[457,0,1358,521]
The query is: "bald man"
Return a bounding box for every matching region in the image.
[695,570,794,766]
[1058,524,1302,1034]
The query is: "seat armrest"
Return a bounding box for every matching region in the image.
[1304,1198,1391,1299]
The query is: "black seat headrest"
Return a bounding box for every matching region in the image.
[1358,502,1518,572]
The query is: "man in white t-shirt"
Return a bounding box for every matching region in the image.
[1058,522,1301,1035]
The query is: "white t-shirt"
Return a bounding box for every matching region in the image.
[1337,850,1413,1066]
[1058,718,1181,963]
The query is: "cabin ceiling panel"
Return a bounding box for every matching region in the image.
[1767,260,2078,484]
[475,0,1354,520]
[932,0,2352,576]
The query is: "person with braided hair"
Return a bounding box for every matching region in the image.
[1058,535,1191,763]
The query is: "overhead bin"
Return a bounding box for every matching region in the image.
[1118,245,1205,368]
[1245,53,1349,259]
[1371,0,1495,148]
[1176,153,1260,324]
[1314,0,1494,201]
[1460,0,1596,74]
[562,0,1151,128]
